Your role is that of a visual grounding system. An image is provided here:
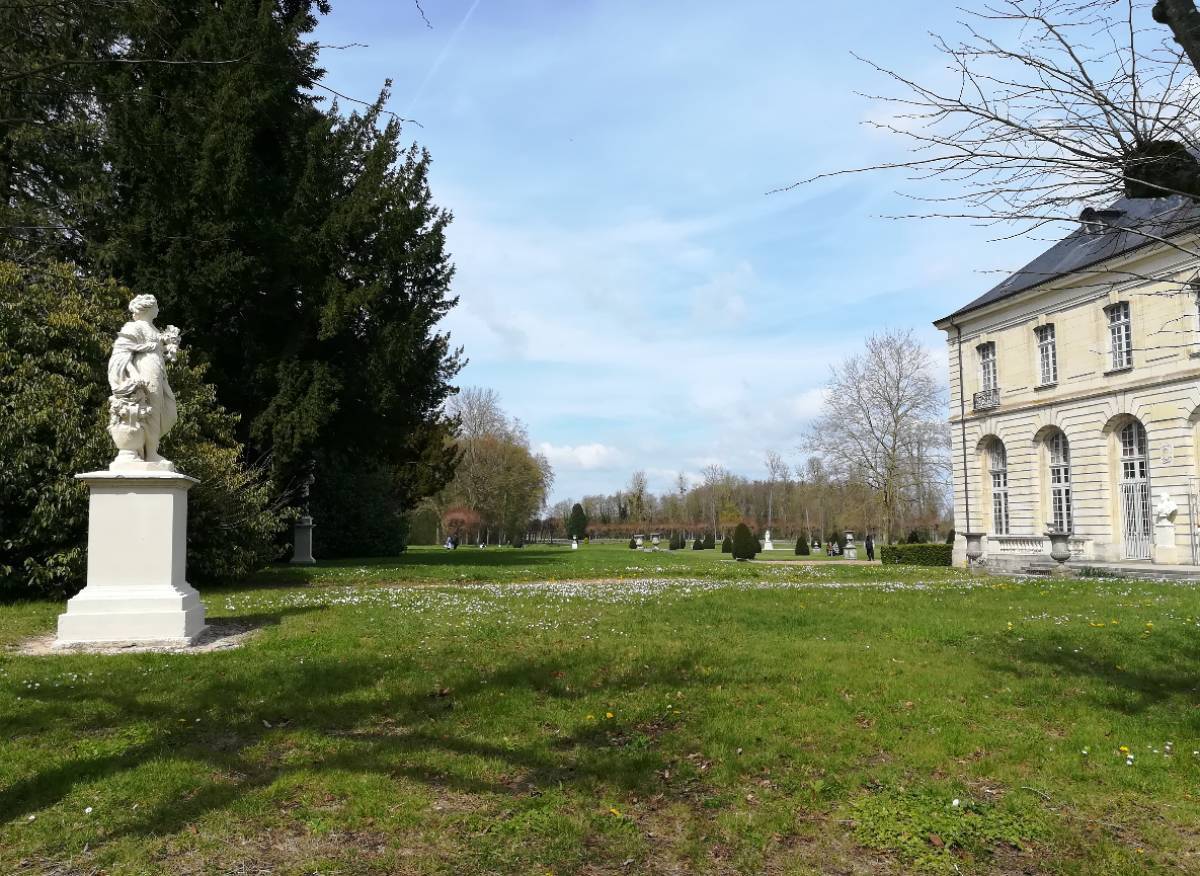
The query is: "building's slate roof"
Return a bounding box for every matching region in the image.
[937,196,1200,324]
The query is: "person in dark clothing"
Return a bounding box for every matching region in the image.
[864,534,875,561]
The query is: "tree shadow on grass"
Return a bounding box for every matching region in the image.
[0,633,704,846]
[977,626,1200,719]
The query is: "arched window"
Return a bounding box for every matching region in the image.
[1047,432,1072,532]
[988,440,1010,535]
[1118,420,1151,559]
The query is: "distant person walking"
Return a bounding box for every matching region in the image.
[864,534,875,562]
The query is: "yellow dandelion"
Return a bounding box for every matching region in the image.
[609,807,621,817]
[606,711,614,719]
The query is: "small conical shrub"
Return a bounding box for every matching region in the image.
[907,530,922,544]
[732,523,758,561]
[703,532,716,550]
[692,537,704,550]
[721,535,733,553]
[796,534,809,555]
[945,529,956,545]
[628,537,637,549]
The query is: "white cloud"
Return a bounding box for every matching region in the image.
[536,442,623,471]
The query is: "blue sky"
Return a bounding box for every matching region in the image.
[314,0,1052,503]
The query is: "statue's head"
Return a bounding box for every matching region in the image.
[128,294,159,320]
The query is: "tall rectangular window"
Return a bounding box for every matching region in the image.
[1048,432,1072,533]
[978,342,997,391]
[1107,302,1132,370]
[989,442,1009,535]
[1035,324,1057,385]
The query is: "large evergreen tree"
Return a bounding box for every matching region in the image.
[3,1,463,555]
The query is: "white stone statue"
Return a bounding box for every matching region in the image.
[1154,491,1178,523]
[106,294,180,471]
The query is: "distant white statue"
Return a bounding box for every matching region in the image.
[106,294,181,471]
[1155,491,1178,523]
[571,536,579,550]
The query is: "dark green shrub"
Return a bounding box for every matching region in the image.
[703,532,716,550]
[721,535,733,553]
[796,534,810,555]
[731,523,758,561]
[310,452,410,558]
[945,529,956,545]
[628,537,637,549]
[879,543,953,567]
[567,503,588,540]
[0,262,287,598]
[692,538,704,550]
[906,530,923,544]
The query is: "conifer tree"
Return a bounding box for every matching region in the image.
[568,503,588,540]
[731,523,758,561]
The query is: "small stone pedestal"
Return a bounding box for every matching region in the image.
[762,530,774,551]
[56,471,205,646]
[1154,522,1179,565]
[290,516,316,565]
[843,530,857,560]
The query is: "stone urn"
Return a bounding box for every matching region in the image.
[963,532,985,568]
[1045,529,1072,575]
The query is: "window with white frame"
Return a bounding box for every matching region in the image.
[1107,301,1132,370]
[1047,432,1072,533]
[989,440,1010,535]
[978,342,997,391]
[1035,324,1058,385]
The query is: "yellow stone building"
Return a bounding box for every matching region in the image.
[934,197,1200,570]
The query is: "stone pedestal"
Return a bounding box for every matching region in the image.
[762,530,774,551]
[290,516,316,565]
[56,471,205,646]
[1154,521,1179,564]
[843,530,857,560]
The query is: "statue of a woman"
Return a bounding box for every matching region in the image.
[106,294,181,471]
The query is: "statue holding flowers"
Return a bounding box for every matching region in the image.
[105,294,181,471]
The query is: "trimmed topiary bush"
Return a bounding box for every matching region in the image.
[703,532,716,550]
[692,537,704,550]
[907,530,923,544]
[879,543,953,567]
[731,522,758,561]
[945,529,957,545]
[721,535,733,553]
[796,534,809,555]
[628,537,637,549]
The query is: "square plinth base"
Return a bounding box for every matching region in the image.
[56,469,206,646]
[57,582,206,646]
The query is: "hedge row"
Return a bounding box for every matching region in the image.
[879,543,953,567]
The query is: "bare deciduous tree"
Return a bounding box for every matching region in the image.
[787,1,1200,221]
[803,329,949,543]
[763,450,790,531]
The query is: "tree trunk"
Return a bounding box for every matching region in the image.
[1155,1,1200,75]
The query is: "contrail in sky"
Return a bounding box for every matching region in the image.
[405,0,485,117]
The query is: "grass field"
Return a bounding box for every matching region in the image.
[3,544,1200,874]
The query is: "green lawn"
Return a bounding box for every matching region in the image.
[2,545,1199,874]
